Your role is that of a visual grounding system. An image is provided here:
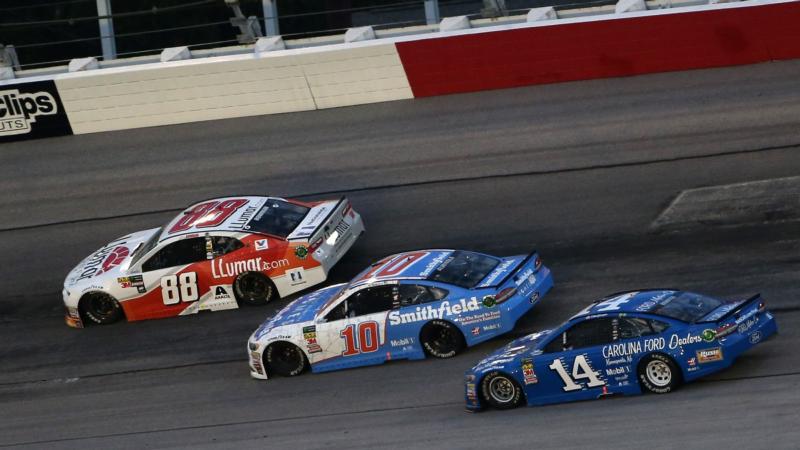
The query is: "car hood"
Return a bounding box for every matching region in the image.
[253,283,344,340]
[471,329,553,372]
[64,228,158,288]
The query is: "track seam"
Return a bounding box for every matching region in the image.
[2,142,798,233]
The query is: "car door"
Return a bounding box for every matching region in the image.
[136,236,213,318]
[386,281,450,358]
[533,318,614,404]
[311,284,397,372]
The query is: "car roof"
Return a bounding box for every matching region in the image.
[570,289,681,320]
[159,196,286,242]
[349,250,456,287]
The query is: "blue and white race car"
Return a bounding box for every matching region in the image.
[247,249,553,379]
[465,289,777,410]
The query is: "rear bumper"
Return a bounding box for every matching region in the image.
[504,266,554,326]
[722,311,778,356]
[317,212,365,274]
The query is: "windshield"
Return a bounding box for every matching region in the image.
[244,199,309,238]
[649,292,722,322]
[426,251,500,289]
[129,228,162,267]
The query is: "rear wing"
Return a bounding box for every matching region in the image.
[286,196,350,243]
[478,250,541,289]
[697,293,762,323]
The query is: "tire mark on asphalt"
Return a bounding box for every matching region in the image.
[2,143,798,234]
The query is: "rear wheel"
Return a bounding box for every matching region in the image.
[264,342,307,377]
[481,371,524,410]
[233,272,275,306]
[420,320,466,358]
[638,353,681,394]
[81,292,123,325]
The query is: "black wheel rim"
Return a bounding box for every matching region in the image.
[429,327,457,353]
[239,274,271,302]
[90,294,117,318]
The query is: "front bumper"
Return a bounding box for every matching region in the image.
[248,349,268,380]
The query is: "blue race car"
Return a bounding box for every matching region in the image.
[247,249,553,379]
[464,289,777,410]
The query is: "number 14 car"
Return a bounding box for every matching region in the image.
[62,195,363,327]
[464,289,777,410]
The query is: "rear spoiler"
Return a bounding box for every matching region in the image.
[697,293,762,323]
[287,196,347,242]
[477,250,539,289]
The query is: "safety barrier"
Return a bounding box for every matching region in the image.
[1,0,798,142]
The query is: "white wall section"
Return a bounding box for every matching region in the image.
[55,43,411,134]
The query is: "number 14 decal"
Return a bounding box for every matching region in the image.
[341,322,380,356]
[549,355,605,391]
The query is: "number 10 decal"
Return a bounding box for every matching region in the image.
[161,272,199,305]
[341,321,380,356]
[548,355,605,391]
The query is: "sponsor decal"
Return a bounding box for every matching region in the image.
[738,316,759,334]
[602,337,666,359]
[704,303,739,321]
[302,325,322,353]
[73,237,130,283]
[687,357,697,367]
[471,327,480,336]
[529,291,540,304]
[213,286,231,300]
[117,275,144,289]
[419,252,449,277]
[295,246,309,259]
[250,351,264,375]
[605,356,632,366]
[388,298,481,325]
[516,269,534,286]
[0,81,73,142]
[211,257,289,278]
[254,238,269,251]
[459,309,501,326]
[478,259,515,287]
[482,323,501,332]
[701,329,717,342]
[749,331,762,344]
[390,337,414,347]
[287,267,306,286]
[482,295,496,308]
[466,382,477,399]
[230,205,258,229]
[668,332,705,349]
[522,358,538,385]
[696,347,723,363]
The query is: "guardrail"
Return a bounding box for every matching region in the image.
[1,0,798,142]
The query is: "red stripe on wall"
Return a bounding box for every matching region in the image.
[396,2,800,97]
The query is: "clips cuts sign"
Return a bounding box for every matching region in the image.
[0,80,73,142]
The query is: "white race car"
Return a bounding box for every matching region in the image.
[63,195,364,327]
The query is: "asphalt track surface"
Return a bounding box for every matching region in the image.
[2,60,800,449]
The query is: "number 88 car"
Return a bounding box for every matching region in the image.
[62,195,363,327]
[464,289,777,410]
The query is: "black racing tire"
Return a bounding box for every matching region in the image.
[233,272,276,306]
[480,371,524,410]
[638,353,682,394]
[264,341,307,377]
[80,292,123,325]
[420,319,466,358]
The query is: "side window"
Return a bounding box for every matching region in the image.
[142,237,207,272]
[563,318,614,350]
[212,236,243,257]
[543,333,566,354]
[648,319,671,333]
[324,285,396,321]
[397,284,448,307]
[615,317,656,340]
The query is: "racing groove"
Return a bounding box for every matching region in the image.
[2,60,800,448]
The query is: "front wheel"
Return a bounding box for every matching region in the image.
[264,342,307,377]
[638,353,681,394]
[81,292,123,325]
[481,371,524,410]
[420,319,466,358]
[233,272,275,306]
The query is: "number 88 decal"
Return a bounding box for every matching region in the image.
[161,272,198,305]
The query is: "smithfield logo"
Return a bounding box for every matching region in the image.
[0,89,58,136]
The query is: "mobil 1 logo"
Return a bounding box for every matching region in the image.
[0,80,73,142]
